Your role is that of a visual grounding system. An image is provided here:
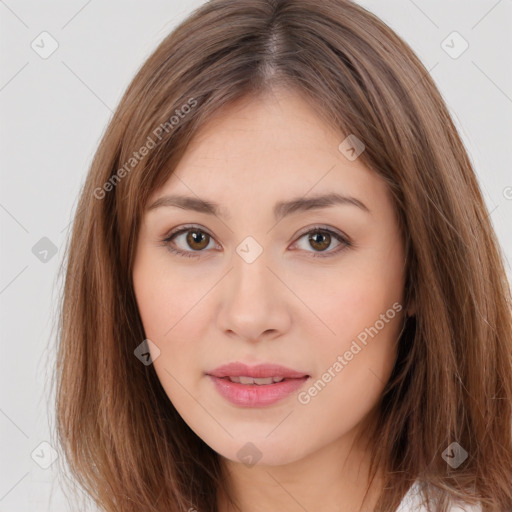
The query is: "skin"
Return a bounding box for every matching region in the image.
[132,86,411,512]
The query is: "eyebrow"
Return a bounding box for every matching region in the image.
[147,192,371,221]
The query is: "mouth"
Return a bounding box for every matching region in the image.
[221,375,289,385]
[207,361,309,379]
[206,362,310,407]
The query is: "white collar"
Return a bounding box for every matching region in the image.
[395,481,482,511]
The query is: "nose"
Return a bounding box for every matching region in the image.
[216,251,292,343]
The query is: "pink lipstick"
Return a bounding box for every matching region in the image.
[206,362,310,407]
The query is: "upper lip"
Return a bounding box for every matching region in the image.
[207,362,309,379]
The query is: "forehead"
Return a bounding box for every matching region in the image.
[148,87,391,216]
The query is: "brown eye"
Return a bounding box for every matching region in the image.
[162,225,350,259]
[185,230,210,250]
[293,226,351,258]
[162,226,216,258]
[308,231,332,252]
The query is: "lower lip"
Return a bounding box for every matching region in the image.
[207,375,309,407]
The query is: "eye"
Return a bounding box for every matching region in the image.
[161,225,217,258]
[291,225,351,258]
[160,224,351,259]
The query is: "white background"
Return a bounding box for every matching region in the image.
[0,1,511,510]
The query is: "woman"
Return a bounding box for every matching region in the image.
[54,0,512,510]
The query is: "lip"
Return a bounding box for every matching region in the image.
[206,362,310,407]
[207,362,308,379]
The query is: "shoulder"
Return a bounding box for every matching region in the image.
[396,481,483,512]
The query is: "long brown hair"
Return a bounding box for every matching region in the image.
[53,0,512,510]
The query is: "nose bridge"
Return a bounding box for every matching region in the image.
[229,245,275,312]
[217,243,289,340]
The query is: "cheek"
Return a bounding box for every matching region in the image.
[297,250,404,403]
[299,300,402,439]
[132,256,206,412]
[133,250,200,341]
[297,263,404,354]
[132,249,215,384]
[133,275,172,341]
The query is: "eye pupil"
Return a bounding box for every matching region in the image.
[309,231,331,251]
[186,230,209,250]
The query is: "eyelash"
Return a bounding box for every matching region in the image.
[160,224,352,259]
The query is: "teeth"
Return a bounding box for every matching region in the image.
[227,376,285,385]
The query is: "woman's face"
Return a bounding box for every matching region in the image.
[132,87,407,467]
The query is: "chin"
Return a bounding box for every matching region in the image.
[214,436,309,468]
